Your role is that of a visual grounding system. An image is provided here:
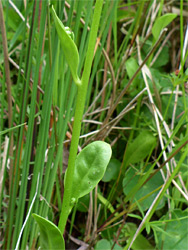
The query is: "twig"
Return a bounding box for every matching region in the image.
[137,35,171,176]
[101,24,112,108]
[84,79,111,117]
[127,186,164,250]
[150,27,179,67]
[85,191,93,241]
[172,179,188,201]
[144,0,159,37]
[97,28,167,138]
[84,87,147,145]
[136,35,172,219]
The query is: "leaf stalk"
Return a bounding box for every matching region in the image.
[58,0,104,234]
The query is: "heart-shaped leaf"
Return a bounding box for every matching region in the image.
[32,213,65,250]
[65,141,112,204]
[51,5,81,86]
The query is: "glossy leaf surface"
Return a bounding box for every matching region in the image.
[51,6,81,86]
[32,213,65,250]
[65,141,112,204]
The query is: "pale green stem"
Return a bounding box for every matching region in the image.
[58,0,104,234]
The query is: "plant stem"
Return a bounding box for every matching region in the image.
[58,0,104,234]
[0,0,14,193]
[0,1,12,128]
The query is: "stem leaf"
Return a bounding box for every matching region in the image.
[32,214,65,250]
[51,5,81,86]
[65,141,112,205]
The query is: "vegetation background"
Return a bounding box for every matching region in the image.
[0,0,188,249]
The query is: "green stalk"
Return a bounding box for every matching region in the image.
[58,0,104,234]
[180,0,183,71]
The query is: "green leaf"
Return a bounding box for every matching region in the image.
[125,57,139,84]
[66,141,112,204]
[102,158,121,182]
[127,213,142,220]
[51,5,81,86]
[0,122,26,135]
[124,131,157,166]
[76,193,90,212]
[95,239,122,250]
[156,209,188,250]
[152,45,169,68]
[123,166,166,211]
[32,214,65,250]
[125,223,154,250]
[97,192,115,214]
[152,13,177,41]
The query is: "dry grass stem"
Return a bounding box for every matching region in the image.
[171,24,188,130]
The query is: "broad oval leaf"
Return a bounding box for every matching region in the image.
[66,141,112,203]
[32,213,65,250]
[152,13,177,41]
[51,6,81,86]
[124,131,157,166]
